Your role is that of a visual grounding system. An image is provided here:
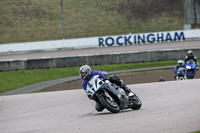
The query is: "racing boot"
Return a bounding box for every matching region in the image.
[174,75,176,80]
[108,74,132,96]
[95,102,105,112]
[120,80,131,95]
[120,80,135,104]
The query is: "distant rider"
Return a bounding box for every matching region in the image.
[79,65,131,112]
[184,50,198,70]
[173,60,185,79]
[184,50,197,64]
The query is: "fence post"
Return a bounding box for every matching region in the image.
[60,0,65,39]
[127,0,132,34]
[194,0,198,29]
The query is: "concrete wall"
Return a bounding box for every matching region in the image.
[1,48,200,72]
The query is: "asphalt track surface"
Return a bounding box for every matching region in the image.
[1,40,200,61]
[0,40,200,133]
[0,79,200,133]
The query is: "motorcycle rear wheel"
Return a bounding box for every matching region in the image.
[130,94,142,110]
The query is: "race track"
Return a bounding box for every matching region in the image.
[1,40,200,61]
[1,79,200,133]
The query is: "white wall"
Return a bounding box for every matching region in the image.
[0,30,200,54]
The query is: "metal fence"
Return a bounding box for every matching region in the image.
[0,0,187,44]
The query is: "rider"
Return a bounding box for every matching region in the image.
[185,50,197,64]
[79,65,131,112]
[184,50,198,71]
[173,60,185,79]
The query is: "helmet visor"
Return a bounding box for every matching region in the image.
[81,72,86,76]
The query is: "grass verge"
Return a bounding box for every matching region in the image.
[0,0,183,44]
[0,60,178,94]
[190,131,200,133]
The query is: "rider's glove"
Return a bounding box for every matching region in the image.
[102,75,108,81]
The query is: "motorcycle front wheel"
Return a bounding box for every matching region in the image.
[99,93,120,113]
[187,70,194,79]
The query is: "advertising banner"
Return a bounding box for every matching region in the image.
[0,30,200,54]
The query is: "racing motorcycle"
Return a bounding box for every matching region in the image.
[185,59,197,79]
[85,75,142,113]
[176,67,186,80]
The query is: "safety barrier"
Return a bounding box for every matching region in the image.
[1,48,200,72]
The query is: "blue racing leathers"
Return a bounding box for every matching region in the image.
[82,70,108,91]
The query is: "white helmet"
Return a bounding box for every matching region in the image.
[79,65,92,80]
[178,60,184,66]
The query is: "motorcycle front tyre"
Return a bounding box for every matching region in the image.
[99,95,120,113]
